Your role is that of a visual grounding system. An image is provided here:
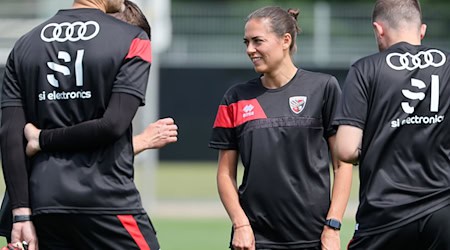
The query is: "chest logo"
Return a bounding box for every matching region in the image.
[289,96,307,114]
[242,104,255,118]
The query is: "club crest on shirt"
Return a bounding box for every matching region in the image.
[289,96,307,114]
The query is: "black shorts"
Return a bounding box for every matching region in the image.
[33,213,160,250]
[348,205,450,250]
[258,248,320,250]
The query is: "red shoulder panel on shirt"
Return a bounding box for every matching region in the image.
[213,99,267,128]
[125,38,152,63]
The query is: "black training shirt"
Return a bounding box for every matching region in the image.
[1,8,151,214]
[333,42,450,236]
[210,69,341,248]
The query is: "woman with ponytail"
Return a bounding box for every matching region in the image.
[209,6,352,250]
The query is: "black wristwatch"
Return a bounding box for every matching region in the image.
[325,218,341,230]
[13,215,32,223]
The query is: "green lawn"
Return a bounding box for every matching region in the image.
[152,161,221,199]
[0,162,358,249]
[153,217,355,250]
[148,161,360,201]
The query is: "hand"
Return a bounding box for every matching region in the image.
[11,222,38,250]
[2,241,27,250]
[145,117,178,149]
[321,226,340,250]
[23,123,41,157]
[133,118,178,155]
[232,225,255,250]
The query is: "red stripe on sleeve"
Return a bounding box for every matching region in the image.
[125,38,152,63]
[213,105,234,128]
[232,99,267,127]
[213,99,267,128]
[117,215,151,250]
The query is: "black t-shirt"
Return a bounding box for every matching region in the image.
[209,69,341,248]
[333,42,450,236]
[1,8,151,214]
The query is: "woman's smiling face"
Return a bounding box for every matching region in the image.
[244,18,287,74]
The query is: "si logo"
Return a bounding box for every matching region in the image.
[289,96,307,114]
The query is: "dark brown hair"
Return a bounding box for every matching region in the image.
[247,6,301,54]
[111,0,151,39]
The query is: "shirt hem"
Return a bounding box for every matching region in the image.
[32,207,147,215]
[332,119,365,129]
[354,200,450,237]
[208,142,237,150]
[255,239,320,249]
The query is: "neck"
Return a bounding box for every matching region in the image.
[385,25,422,48]
[387,34,421,48]
[72,0,106,12]
[261,61,298,89]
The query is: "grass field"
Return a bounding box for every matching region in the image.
[0,161,359,249]
[153,217,355,250]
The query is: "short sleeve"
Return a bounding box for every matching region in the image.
[333,64,369,129]
[112,31,151,106]
[1,49,23,108]
[322,75,341,139]
[208,89,238,150]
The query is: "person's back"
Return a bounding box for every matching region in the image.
[343,41,450,234]
[4,7,151,214]
[334,0,450,248]
[2,5,151,217]
[1,2,165,248]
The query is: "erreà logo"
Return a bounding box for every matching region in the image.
[242,104,255,118]
[289,96,307,114]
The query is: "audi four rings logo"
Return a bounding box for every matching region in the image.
[40,21,100,42]
[386,49,446,71]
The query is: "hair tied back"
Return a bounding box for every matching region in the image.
[287,8,300,21]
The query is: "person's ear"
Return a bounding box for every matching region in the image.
[420,23,427,40]
[282,33,292,50]
[372,21,384,39]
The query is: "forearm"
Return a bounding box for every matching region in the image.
[39,119,121,151]
[39,93,140,152]
[217,173,249,227]
[0,107,30,209]
[327,161,353,221]
[217,150,249,227]
[133,133,147,155]
[321,137,353,249]
[327,136,353,221]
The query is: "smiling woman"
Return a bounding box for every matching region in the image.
[243,7,299,86]
[208,5,353,250]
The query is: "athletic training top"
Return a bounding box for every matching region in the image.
[1,8,151,215]
[333,42,450,236]
[209,69,341,249]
